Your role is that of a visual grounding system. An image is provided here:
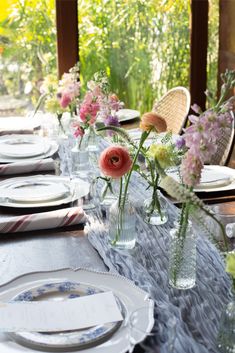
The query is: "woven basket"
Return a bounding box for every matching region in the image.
[152,87,191,134]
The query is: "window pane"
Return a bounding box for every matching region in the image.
[0,0,56,117]
[79,0,190,113]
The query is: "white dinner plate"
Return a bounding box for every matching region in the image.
[0,135,58,163]
[0,138,50,158]
[0,175,90,208]
[0,268,154,353]
[9,281,124,351]
[116,109,140,122]
[168,165,235,192]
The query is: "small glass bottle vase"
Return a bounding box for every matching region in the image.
[71,139,90,178]
[217,291,235,353]
[86,125,100,152]
[168,222,196,290]
[109,196,136,250]
[143,190,168,225]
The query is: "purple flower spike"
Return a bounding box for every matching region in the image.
[104,115,120,136]
[175,136,185,149]
[104,115,120,127]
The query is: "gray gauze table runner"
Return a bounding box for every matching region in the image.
[86,174,231,353]
[59,136,231,353]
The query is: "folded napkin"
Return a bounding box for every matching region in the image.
[0,158,55,175]
[0,207,86,233]
[0,128,34,136]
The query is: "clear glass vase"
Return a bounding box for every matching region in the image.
[143,190,168,225]
[109,195,136,250]
[71,139,90,178]
[168,222,196,289]
[217,291,235,353]
[86,125,100,152]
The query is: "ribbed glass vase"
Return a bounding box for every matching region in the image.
[217,291,235,353]
[168,222,197,290]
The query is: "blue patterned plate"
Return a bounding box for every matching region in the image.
[9,281,124,351]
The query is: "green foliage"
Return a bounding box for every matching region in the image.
[0,0,56,103]
[0,0,219,113]
[207,0,219,105]
[79,0,191,113]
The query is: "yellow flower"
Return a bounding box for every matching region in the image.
[226,252,235,278]
[147,144,173,169]
[45,97,62,114]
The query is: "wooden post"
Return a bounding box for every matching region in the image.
[218,0,235,95]
[56,0,79,78]
[190,0,209,110]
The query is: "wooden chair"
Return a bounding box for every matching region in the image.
[210,111,235,166]
[152,87,191,134]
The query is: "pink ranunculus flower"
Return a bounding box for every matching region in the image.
[99,145,132,179]
[59,92,72,109]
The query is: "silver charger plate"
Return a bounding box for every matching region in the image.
[0,268,154,353]
[0,175,90,208]
[0,135,58,163]
[9,281,124,352]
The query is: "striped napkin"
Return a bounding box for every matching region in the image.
[0,207,86,233]
[0,158,55,175]
[0,128,34,136]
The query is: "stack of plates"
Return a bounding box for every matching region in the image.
[0,175,90,208]
[0,135,58,163]
[0,268,154,353]
[116,109,140,122]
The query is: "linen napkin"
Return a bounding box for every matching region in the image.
[0,158,55,175]
[0,207,86,233]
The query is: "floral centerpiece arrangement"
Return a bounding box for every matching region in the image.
[157,69,235,288]
[35,64,123,142]
[72,70,123,150]
[98,69,235,289]
[98,111,168,248]
[35,64,80,134]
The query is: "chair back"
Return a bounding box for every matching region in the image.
[210,111,235,166]
[152,87,191,134]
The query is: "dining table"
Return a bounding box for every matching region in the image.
[0,117,234,353]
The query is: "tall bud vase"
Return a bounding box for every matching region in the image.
[109,194,136,250]
[217,290,235,352]
[168,221,197,289]
[71,137,90,177]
